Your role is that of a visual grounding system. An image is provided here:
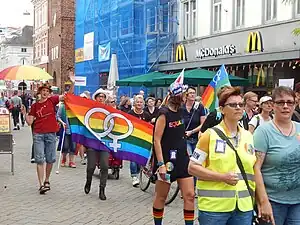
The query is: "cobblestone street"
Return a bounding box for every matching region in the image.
[0,126,198,225]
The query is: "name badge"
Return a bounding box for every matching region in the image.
[170,150,177,160]
[215,140,226,153]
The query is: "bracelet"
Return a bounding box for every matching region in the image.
[157,161,164,167]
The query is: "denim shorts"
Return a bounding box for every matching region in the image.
[187,139,197,157]
[33,133,57,164]
[259,201,300,225]
[198,209,253,225]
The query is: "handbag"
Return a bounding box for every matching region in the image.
[211,127,261,225]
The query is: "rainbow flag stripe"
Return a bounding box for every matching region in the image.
[65,94,153,166]
[202,84,215,109]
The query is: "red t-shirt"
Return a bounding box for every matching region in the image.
[29,96,60,134]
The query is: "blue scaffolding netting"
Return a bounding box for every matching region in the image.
[75,0,178,96]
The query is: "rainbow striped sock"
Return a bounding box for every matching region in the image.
[184,209,194,225]
[153,207,164,225]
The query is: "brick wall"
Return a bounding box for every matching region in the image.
[48,0,74,92]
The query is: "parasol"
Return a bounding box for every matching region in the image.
[0,65,53,81]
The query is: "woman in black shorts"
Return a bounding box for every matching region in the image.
[152,82,195,225]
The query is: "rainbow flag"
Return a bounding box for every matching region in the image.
[65,94,153,166]
[202,64,231,112]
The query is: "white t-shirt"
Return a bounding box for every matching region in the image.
[249,114,271,130]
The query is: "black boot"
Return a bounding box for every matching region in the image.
[84,180,91,194]
[99,187,106,200]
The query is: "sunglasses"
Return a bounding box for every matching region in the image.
[274,101,295,107]
[224,102,245,108]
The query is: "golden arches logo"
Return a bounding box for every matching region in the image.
[175,44,187,62]
[246,31,263,53]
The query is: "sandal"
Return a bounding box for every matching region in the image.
[43,181,51,192]
[39,186,47,194]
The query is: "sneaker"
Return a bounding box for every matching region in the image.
[81,159,87,165]
[69,162,76,168]
[17,125,20,130]
[61,159,66,167]
[132,177,140,187]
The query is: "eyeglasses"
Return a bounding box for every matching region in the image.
[224,102,245,108]
[248,99,258,103]
[98,95,105,98]
[274,101,295,107]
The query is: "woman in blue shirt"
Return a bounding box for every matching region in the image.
[254,86,300,225]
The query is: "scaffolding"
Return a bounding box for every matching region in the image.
[75,0,178,96]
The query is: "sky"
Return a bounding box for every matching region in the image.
[0,0,33,27]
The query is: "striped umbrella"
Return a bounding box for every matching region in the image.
[0,65,53,80]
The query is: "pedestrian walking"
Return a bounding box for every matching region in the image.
[152,82,195,225]
[254,86,300,225]
[189,86,256,225]
[23,83,67,194]
[84,88,109,200]
[128,95,151,187]
[10,90,22,130]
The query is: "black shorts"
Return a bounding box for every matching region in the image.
[153,150,192,183]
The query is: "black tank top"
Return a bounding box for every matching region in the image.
[153,106,187,162]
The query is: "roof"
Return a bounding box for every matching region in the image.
[3,26,33,46]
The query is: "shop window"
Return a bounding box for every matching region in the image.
[235,0,245,28]
[248,66,274,89]
[213,0,222,32]
[264,0,277,22]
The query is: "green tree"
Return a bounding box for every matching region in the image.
[282,0,300,35]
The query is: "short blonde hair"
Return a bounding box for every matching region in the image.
[244,91,258,101]
[134,95,145,105]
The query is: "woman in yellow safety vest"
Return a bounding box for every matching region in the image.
[188,86,256,225]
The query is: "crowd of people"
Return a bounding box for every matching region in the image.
[6,78,300,225]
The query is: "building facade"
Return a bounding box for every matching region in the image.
[48,0,75,91]
[0,26,34,91]
[0,26,33,70]
[32,0,49,72]
[74,0,177,96]
[159,0,300,95]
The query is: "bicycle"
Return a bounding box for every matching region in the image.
[139,153,180,205]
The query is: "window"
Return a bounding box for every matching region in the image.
[265,0,277,21]
[162,3,169,33]
[235,0,245,27]
[213,0,222,32]
[21,48,27,53]
[191,1,196,36]
[297,0,300,15]
[184,2,189,38]
[183,0,197,38]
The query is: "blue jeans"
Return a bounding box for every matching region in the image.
[260,201,300,225]
[187,139,197,187]
[198,209,253,225]
[130,161,140,177]
[33,133,57,164]
[187,139,197,157]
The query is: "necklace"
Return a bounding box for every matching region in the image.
[272,120,293,136]
[134,108,143,115]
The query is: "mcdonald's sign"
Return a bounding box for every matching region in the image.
[175,44,187,62]
[246,31,263,53]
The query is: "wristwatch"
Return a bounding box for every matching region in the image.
[157,161,164,167]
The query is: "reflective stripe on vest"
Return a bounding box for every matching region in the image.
[237,173,254,181]
[198,189,254,198]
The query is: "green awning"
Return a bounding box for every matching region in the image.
[116,71,166,87]
[152,69,249,87]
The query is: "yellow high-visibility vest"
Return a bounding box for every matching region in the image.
[197,125,256,212]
